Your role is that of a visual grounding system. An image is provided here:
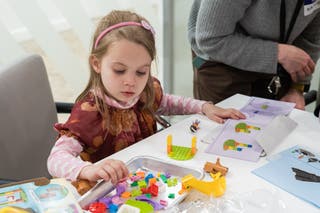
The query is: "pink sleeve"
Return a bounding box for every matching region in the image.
[156,93,207,115]
[47,135,92,181]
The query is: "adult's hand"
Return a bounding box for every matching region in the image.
[280,87,305,110]
[278,44,315,82]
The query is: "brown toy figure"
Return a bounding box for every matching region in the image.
[204,158,228,176]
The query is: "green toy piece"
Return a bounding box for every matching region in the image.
[168,145,195,160]
[125,199,154,213]
[167,135,197,161]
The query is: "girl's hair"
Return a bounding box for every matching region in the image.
[77,10,156,116]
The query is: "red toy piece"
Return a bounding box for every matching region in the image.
[148,184,159,196]
[88,202,107,213]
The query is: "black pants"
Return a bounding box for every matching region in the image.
[192,53,290,103]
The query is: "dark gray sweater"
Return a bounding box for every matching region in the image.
[188,0,320,81]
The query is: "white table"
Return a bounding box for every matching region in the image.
[108,94,320,212]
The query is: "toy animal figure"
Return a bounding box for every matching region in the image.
[190,119,200,133]
[235,122,260,133]
[204,158,228,176]
[180,172,226,197]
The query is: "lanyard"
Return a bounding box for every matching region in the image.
[280,0,304,43]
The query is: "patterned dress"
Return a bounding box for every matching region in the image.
[47,78,206,192]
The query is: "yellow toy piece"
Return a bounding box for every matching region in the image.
[166,135,197,160]
[181,172,226,197]
[0,206,31,213]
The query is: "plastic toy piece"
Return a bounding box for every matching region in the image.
[235,122,260,133]
[190,119,200,133]
[88,202,107,213]
[168,193,175,199]
[148,178,157,185]
[167,134,172,154]
[159,199,168,206]
[181,172,226,197]
[135,195,164,210]
[0,206,31,213]
[109,203,118,213]
[167,135,197,160]
[121,191,131,198]
[148,184,158,196]
[117,204,140,213]
[204,158,229,176]
[223,139,252,151]
[191,136,197,155]
[125,199,154,213]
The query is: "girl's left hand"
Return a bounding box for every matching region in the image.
[202,102,246,124]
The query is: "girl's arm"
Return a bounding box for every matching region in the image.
[156,93,205,115]
[157,93,245,123]
[48,135,129,183]
[47,135,92,181]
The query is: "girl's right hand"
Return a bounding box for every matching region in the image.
[78,159,129,184]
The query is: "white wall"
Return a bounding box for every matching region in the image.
[0,0,163,103]
[172,0,194,97]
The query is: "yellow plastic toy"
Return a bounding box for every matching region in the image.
[166,135,197,160]
[180,172,226,197]
[0,206,31,213]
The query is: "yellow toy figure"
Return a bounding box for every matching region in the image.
[180,172,226,197]
[0,206,31,213]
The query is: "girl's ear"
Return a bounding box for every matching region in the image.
[90,55,101,73]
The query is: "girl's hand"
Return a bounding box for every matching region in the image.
[202,102,246,124]
[78,159,129,184]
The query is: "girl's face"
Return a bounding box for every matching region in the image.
[91,39,151,104]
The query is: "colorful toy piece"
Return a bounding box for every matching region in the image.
[0,206,31,213]
[88,202,107,213]
[125,199,154,213]
[204,158,228,176]
[223,139,252,151]
[235,122,260,133]
[180,172,226,197]
[190,119,200,133]
[167,135,197,160]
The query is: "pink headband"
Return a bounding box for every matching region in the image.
[94,20,155,49]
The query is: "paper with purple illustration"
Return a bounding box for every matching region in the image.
[205,119,264,162]
[204,97,295,161]
[241,97,295,117]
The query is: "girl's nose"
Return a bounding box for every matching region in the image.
[124,76,136,86]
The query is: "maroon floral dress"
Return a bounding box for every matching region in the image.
[54,79,163,163]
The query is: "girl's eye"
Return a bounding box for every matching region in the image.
[136,71,147,76]
[114,70,125,74]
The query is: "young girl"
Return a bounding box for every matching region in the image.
[47,10,245,193]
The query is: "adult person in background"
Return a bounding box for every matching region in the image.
[188,0,320,109]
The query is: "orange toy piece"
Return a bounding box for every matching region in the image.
[121,191,131,198]
[181,172,226,197]
[204,158,228,176]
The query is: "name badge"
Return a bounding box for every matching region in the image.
[304,0,320,16]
